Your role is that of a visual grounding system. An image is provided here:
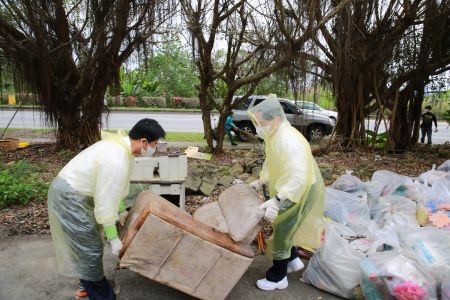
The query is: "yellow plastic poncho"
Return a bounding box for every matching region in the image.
[48,130,133,280]
[248,96,325,260]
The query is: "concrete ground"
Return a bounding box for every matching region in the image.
[0,234,341,300]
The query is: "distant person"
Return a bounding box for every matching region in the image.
[225,112,238,146]
[420,105,438,145]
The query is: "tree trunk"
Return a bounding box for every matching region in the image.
[110,67,122,105]
[198,86,215,151]
[389,81,425,150]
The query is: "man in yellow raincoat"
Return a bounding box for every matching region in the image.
[47,118,165,299]
[248,96,325,291]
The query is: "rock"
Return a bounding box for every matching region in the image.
[318,162,333,181]
[237,173,250,181]
[229,163,244,177]
[186,172,202,192]
[245,177,257,184]
[252,166,261,177]
[199,176,218,195]
[244,159,258,173]
[218,175,233,186]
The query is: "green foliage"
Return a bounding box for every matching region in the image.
[443,104,450,125]
[145,40,199,98]
[0,160,49,208]
[366,130,388,149]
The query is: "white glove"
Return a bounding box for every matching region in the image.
[259,197,280,223]
[119,211,129,227]
[249,179,264,192]
[434,128,438,133]
[109,238,123,256]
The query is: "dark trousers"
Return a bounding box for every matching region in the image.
[421,127,432,144]
[266,246,298,282]
[80,277,116,300]
[226,129,235,144]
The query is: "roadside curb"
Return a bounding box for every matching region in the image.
[16,138,260,150]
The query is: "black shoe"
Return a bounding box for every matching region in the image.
[231,143,238,146]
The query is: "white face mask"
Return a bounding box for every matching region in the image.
[140,140,156,157]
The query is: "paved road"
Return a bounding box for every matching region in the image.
[1,108,449,144]
[0,235,340,300]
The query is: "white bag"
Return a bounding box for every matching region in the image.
[324,187,370,225]
[302,222,366,298]
[360,251,437,300]
[401,226,450,284]
[331,170,365,193]
[371,170,413,196]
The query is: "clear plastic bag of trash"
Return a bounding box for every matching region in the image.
[370,195,418,227]
[436,160,450,172]
[400,226,450,284]
[368,212,419,254]
[442,274,450,300]
[331,170,365,193]
[302,221,366,298]
[403,181,431,204]
[364,180,384,208]
[360,251,437,300]
[371,170,413,196]
[419,164,450,186]
[324,187,370,225]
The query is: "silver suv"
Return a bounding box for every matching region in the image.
[232,95,335,141]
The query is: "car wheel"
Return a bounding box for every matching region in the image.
[236,122,255,141]
[308,124,325,141]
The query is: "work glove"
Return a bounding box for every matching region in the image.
[109,237,123,257]
[249,179,264,193]
[434,128,438,133]
[119,211,129,227]
[259,196,281,223]
[104,223,122,256]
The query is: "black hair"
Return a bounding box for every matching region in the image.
[425,105,432,110]
[129,118,166,142]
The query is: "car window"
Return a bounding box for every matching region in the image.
[234,97,251,110]
[312,103,323,110]
[254,98,265,106]
[304,103,315,110]
[280,101,297,114]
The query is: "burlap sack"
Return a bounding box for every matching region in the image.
[218,184,264,242]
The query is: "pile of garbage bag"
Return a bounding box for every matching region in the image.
[302,160,450,300]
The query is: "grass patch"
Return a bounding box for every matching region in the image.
[0,128,55,134]
[0,160,49,208]
[102,129,205,142]
[165,132,204,142]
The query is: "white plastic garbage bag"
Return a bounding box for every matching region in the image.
[369,211,419,254]
[360,251,437,300]
[302,222,366,298]
[370,195,418,227]
[401,226,450,284]
[436,160,450,172]
[403,181,431,204]
[419,165,449,186]
[442,274,450,300]
[331,170,365,193]
[324,187,370,225]
[371,170,413,196]
[364,180,384,208]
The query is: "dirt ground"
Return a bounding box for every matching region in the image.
[1,140,449,237]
